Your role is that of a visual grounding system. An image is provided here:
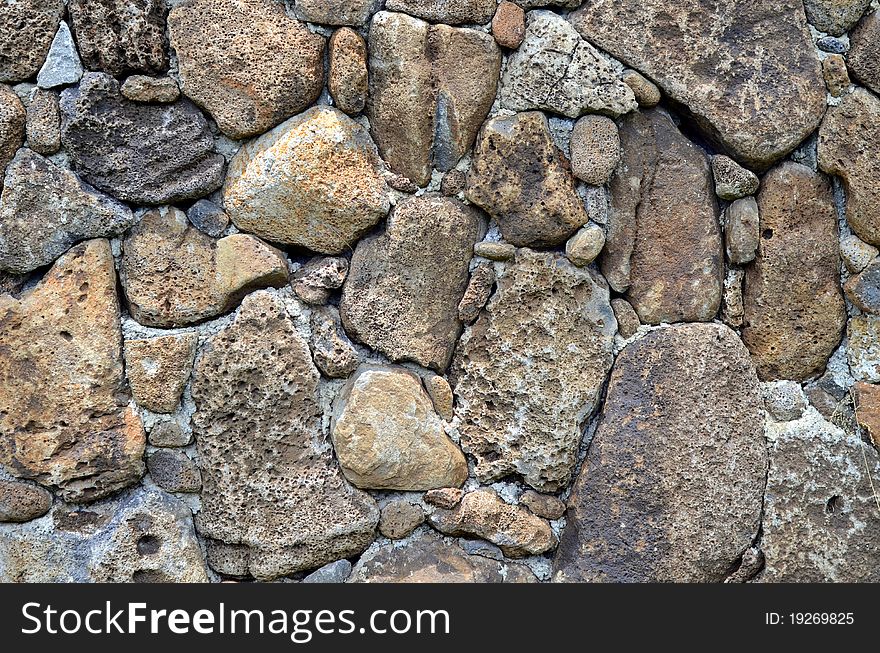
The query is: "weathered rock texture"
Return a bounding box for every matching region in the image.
[848,10,880,94]
[554,324,767,582]
[169,0,324,140]
[569,0,826,170]
[452,249,616,491]
[0,86,25,186]
[341,195,485,371]
[192,292,378,580]
[0,240,145,503]
[124,334,198,413]
[600,109,722,324]
[367,11,502,185]
[0,0,64,83]
[60,73,225,204]
[742,162,845,381]
[224,106,390,255]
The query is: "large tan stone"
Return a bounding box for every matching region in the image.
[848,10,880,95]
[428,488,557,557]
[818,88,880,246]
[569,0,826,170]
[124,334,198,414]
[554,323,767,582]
[451,249,616,492]
[121,208,288,328]
[0,240,145,502]
[341,195,485,371]
[331,366,468,490]
[192,291,378,580]
[224,106,390,255]
[168,0,324,140]
[600,109,722,324]
[466,112,588,248]
[367,12,501,185]
[742,162,845,381]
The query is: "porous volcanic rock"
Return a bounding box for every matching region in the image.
[223,106,390,255]
[451,249,616,491]
[0,240,145,503]
[340,195,485,371]
[191,291,379,580]
[0,481,52,523]
[0,0,64,83]
[0,85,26,186]
[848,10,880,94]
[60,73,225,204]
[742,162,845,381]
[804,0,871,36]
[295,0,382,26]
[569,0,826,170]
[24,88,60,155]
[328,28,368,116]
[124,334,198,413]
[386,0,496,24]
[554,323,767,582]
[168,0,324,140]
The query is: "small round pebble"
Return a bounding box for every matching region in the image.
[519,489,566,520]
[440,169,466,196]
[0,480,52,523]
[816,36,848,54]
[611,298,640,339]
[570,115,620,185]
[492,1,526,49]
[379,500,426,539]
[565,223,606,267]
[474,241,516,261]
[762,381,806,422]
[148,421,192,447]
[622,69,661,107]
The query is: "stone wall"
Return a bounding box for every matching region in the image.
[0,0,879,583]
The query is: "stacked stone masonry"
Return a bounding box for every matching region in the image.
[0,0,878,583]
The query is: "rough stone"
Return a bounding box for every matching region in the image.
[554,323,767,582]
[570,115,620,185]
[186,199,228,238]
[600,109,722,324]
[467,111,587,248]
[331,366,468,491]
[763,381,807,422]
[341,195,485,371]
[492,2,526,49]
[192,291,379,580]
[310,306,360,379]
[224,106,390,255]
[168,0,323,140]
[822,54,850,97]
[0,0,64,83]
[804,0,871,36]
[60,73,225,205]
[725,197,760,265]
[0,85,25,185]
[350,531,537,583]
[500,11,635,119]
[302,559,352,583]
[840,234,878,274]
[121,208,289,328]
[120,75,180,103]
[428,488,557,557]
[721,267,745,329]
[0,488,208,582]
[565,224,606,267]
[459,538,503,561]
[424,375,454,422]
[0,150,136,274]
[519,490,565,520]
[457,264,495,324]
[451,249,616,491]
[570,0,826,170]
[329,28,368,116]
[0,240,145,503]
[294,0,382,26]
[424,487,463,509]
[845,260,880,314]
[610,297,639,338]
[622,69,661,107]
[24,88,60,155]
[368,12,502,185]
[147,449,201,493]
[440,169,466,197]
[378,500,426,539]
[148,421,190,448]
[818,88,880,245]
[386,0,495,24]
[760,409,880,581]
[742,162,845,381]
[124,334,198,413]
[36,22,82,89]
[0,481,52,523]
[848,316,880,383]
[817,36,848,54]
[68,0,168,76]
[854,382,880,446]
[474,242,516,261]
[711,155,760,201]
[848,10,880,94]
[293,257,349,306]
